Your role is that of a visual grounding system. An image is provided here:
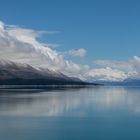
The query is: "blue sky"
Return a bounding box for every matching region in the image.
[0,0,140,62]
[0,0,140,81]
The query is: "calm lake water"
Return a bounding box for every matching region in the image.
[0,87,140,140]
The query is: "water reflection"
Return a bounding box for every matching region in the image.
[0,87,140,117]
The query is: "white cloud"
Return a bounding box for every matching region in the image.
[0,21,4,30]
[93,56,140,80]
[0,20,140,82]
[66,48,86,58]
[94,60,132,71]
[87,67,127,81]
[0,21,90,80]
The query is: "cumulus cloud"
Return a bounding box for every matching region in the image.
[0,20,140,81]
[0,21,4,30]
[66,48,87,58]
[0,21,90,80]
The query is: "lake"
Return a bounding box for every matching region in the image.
[0,86,140,140]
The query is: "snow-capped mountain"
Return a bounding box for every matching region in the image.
[0,60,97,86]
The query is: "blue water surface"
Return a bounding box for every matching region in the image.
[0,87,140,140]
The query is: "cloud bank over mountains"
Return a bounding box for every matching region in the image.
[93,56,140,80]
[0,21,139,81]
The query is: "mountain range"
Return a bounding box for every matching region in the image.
[0,60,99,87]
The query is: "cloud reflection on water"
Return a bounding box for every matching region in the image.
[0,87,140,117]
